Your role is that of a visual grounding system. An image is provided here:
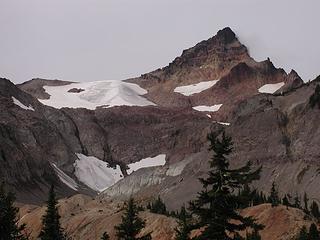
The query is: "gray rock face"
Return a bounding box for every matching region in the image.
[0,78,78,203]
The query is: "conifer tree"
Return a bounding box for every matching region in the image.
[293,193,301,209]
[115,198,151,240]
[282,194,290,207]
[310,201,320,220]
[245,230,261,240]
[39,185,67,240]
[268,181,280,207]
[303,192,309,214]
[252,190,266,206]
[238,184,253,208]
[0,182,28,240]
[175,206,192,240]
[101,232,110,240]
[148,196,167,215]
[308,223,319,240]
[309,84,320,109]
[296,226,308,240]
[189,131,263,240]
[259,192,267,204]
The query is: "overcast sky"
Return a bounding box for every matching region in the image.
[0,0,319,83]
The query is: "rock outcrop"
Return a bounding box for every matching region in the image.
[18,78,73,99]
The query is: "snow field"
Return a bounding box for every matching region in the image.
[74,153,123,192]
[12,97,34,111]
[127,154,166,174]
[39,80,155,109]
[258,82,285,94]
[174,80,219,96]
[192,104,223,112]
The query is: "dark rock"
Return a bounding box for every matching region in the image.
[68,88,85,93]
[18,78,73,99]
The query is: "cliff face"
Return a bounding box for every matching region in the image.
[0,78,79,203]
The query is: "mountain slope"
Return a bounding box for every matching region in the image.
[129,27,303,120]
[18,195,315,240]
[1,27,317,207]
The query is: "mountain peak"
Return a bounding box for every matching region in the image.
[216,27,236,44]
[140,27,249,85]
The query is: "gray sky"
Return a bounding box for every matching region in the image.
[0,0,319,83]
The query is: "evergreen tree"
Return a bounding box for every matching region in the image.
[310,201,320,220]
[174,206,191,240]
[233,233,242,240]
[189,131,263,240]
[308,223,320,240]
[252,190,266,206]
[287,194,293,207]
[0,182,28,240]
[282,194,290,207]
[303,192,309,214]
[259,192,267,204]
[296,226,308,240]
[148,196,167,215]
[115,198,151,240]
[39,185,67,240]
[309,84,320,109]
[101,232,110,240]
[245,230,261,240]
[238,184,253,208]
[293,193,301,209]
[268,181,280,207]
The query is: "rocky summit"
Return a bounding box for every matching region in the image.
[1,27,319,239]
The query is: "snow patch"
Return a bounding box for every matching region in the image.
[215,121,230,126]
[192,104,223,112]
[11,97,34,111]
[39,80,155,110]
[51,163,78,191]
[217,122,230,126]
[74,153,123,192]
[174,80,219,96]
[127,154,166,175]
[258,82,285,94]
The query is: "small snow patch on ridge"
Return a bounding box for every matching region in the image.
[12,97,34,111]
[127,154,166,175]
[193,104,222,112]
[215,121,230,126]
[174,80,219,96]
[74,153,123,192]
[51,163,78,191]
[258,82,285,94]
